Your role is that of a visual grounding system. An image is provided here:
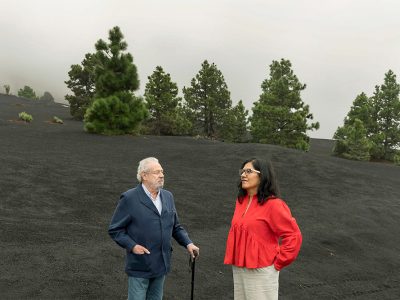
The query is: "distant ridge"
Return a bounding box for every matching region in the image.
[0,93,335,154]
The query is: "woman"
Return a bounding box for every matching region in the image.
[224,158,302,300]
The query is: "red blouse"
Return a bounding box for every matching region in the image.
[224,195,302,271]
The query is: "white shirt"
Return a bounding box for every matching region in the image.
[142,184,162,215]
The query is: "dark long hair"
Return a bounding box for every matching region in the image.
[237,158,281,205]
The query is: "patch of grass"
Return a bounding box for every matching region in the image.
[52,116,63,124]
[18,112,33,122]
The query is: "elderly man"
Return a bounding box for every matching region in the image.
[108,157,199,300]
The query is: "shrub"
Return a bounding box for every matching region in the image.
[18,86,38,100]
[394,153,400,166]
[18,112,33,122]
[40,91,55,103]
[52,116,63,124]
[3,84,10,95]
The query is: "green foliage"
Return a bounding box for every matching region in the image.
[52,116,63,124]
[333,119,372,161]
[372,70,400,160]
[83,26,147,134]
[65,53,97,120]
[333,92,375,160]
[369,132,385,160]
[84,93,147,135]
[338,70,400,162]
[344,92,373,129]
[94,26,139,98]
[171,104,193,135]
[183,60,232,138]
[18,111,33,122]
[250,59,319,151]
[144,66,187,135]
[3,84,10,95]
[369,85,380,130]
[219,100,249,142]
[40,91,55,103]
[18,85,38,100]
[394,152,400,166]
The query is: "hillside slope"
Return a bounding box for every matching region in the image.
[1,94,400,299]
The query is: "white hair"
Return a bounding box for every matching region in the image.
[137,157,159,182]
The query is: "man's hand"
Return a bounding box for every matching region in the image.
[187,243,199,259]
[132,244,150,255]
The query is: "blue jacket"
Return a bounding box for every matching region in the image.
[108,184,192,278]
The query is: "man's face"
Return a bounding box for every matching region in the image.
[142,162,164,191]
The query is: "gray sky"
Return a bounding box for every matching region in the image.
[1,0,399,139]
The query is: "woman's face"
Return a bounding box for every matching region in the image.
[240,162,261,193]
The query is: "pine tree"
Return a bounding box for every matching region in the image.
[333,119,372,161]
[374,70,400,160]
[144,66,188,135]
[94,27,139,97]
[18,85,38,100]
[344,92,372,129]
[368,85,385,158]
[84,26,147,135]
[333,70,400,162]
[333,92,373,160]
[250,59,319,150]
[183,60,232,138]
[219,100,249,142]
[65,53,97,120]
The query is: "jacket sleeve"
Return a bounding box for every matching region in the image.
[268,200,302,271]
[171,198,192,247]
[108,193,137,252]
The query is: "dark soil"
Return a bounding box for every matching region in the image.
[1,94,400,299]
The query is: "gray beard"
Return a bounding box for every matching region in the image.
[154,182,164,191]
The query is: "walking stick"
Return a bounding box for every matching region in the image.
[190,250,198,300]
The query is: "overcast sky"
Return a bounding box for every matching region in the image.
[1,0,399,139]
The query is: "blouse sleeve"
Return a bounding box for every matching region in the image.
[267,199,302,271]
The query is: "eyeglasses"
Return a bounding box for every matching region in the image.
[239,168,261,176]
[146,170,164,175]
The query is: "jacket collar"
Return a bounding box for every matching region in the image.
[137,184,167,216]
